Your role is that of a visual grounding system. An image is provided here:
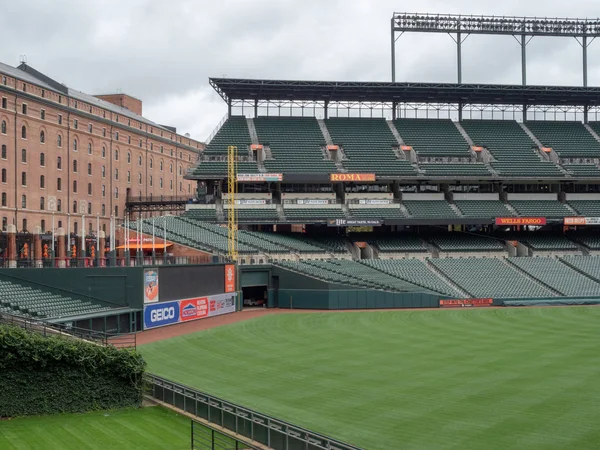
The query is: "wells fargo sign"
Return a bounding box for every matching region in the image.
[330,173,376,182]
[495,217,546,226]
[440,298,493,308]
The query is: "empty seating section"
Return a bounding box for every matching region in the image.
[525,121,600,158]
[460,120,563,177]
[283,207,346,221]
[509,200,571,218]
[454,200,514,218]
[370,235,427,253]
[564,165,600,177]
[403,201,458,219]
[568,234,600,250]
[253,117,336,173]
[244,232,325,253]
[568,200,600,216]
[185,209,217,221]
[190,161,259,176]
[225,208,279,222]
[348,206,407,220]
[393,118,471,157]
[508,257,600,296]
[430,257,556,298]
[0,278,114,319]
[420,163,491,177]
[560,255,600,281]
[291,235,349,253]
[325,118,416,176]
[515,234,578,251]
[363,259,457,296]
[428,234,505,252]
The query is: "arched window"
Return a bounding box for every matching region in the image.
[114,169,119,180]
[57,178,62,191]
[88,143,92,155]
[40,197,45,210]
[73,180,77,193]
[57,134,62,147]
[87,163,92,175]
[115,149,119,161]
[1,120,6,134]
[160,160,163,171]
[127,152,131,163]
[73,201,77,213]
[138,173,142,184]
[40,153,45,166]
[73,160,77,172]
[21,172,26,186]
[138,155,142,166]
[149,158,153,169]
[73,139,77,151]
[40,175,45,188]
[22,218,27,231]
[21,149,26,163]
[101,166,105,178]
[57,156,62,170]
[1,168,5,182]
[40,130,45,143]
[88,203,92,215]
[101,146,106,158]
[21,125,27,139]
[1,144,6,159]
[21,195,26,208]
[1,193,6,206]
[179,165,182,176]
[57,199,62,212]
[170,163,173,173]
[88,183,92,195]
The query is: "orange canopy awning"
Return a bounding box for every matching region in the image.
[116,243,173,250]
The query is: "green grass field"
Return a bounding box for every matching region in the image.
[140,307,600,450]
[0,406,189,450]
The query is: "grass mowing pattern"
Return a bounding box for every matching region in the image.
[141,307,600,450]
[0,407,189,450]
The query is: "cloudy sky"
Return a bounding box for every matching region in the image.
[2,0,599,141]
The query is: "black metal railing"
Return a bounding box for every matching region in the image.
[0,256,212,269]
[0,311,137,349]
[191,419,261,450]
[146,374,363,450]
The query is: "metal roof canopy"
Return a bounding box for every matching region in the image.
[209,78,600,107]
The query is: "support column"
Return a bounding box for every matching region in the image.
[324,100,329,120]
[458,101,463,121]
[584,106,589,124]
[99,231,106,266]
[583,35,588,87]
[457,32,462,84]
[7,224,16,268]
[391,18,396,82]
[521,34,527,86]
[33,226,42,268]
[227,100,232,118]
[57,228,66,268]
[392,101,397,120]
[254,99,258,118]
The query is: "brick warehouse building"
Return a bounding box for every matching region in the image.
[0,61,203,237]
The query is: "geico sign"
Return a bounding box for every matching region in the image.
[330,173,376,182]
[151,306,175,322]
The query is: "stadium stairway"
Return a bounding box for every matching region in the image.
[501,258,564,296]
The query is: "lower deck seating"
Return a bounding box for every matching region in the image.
[454,200,514,218]
[185,209,218,221]
[420,163,491,177]
[348,207,407,220]
[560,255,600,281]
[428,234,505,252]
[225,208,279,222]
[283,207,346,221]
[564,165,600,178]
[403,201,458,219]
[370,235,428,253]
[513,234,578,251]
[509,200,571,218]
[568,200,600,216]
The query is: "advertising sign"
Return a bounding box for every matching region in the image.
[144,300,180,329]
[236,173,283,182]
[495,217,547,226]
[143,269,159,303]
[180,297,209,321]
[224,264,236,293]
[297,199,329,205]
[439,298,493,308]
[564,217,600,226]
[358,199,392,205]
[330,173,376,182]
[328,219,383,227]
[234,199,267,205]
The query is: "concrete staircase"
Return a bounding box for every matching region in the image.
[387,120,405,145]
[502,258,563,297]
[317,119,334,145]
[425,259,471,298]
[584,123,600,143]
[454,121,474,146]
[275,204,286,222]
[520,122,543,148]
[246,118,259,144]
[215,202,225,222]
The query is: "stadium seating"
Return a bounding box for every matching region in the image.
[244,231,325,254]
[525,121,600,158]
[508,200,571,218]
[460,120,564,176]
[393,118,471,158]
[508,257,600,296]
[567,233,600,251]
[185,209,218,221]
[454,200,515,218]
[370,235,428,253]
[362,259,458,296]
[563,165,600,177]
[419,163,491,177]
[429,257,556,298]
[560,255,600,281]
[189,161,259,176]
[348,206,407,220]
[283,207,346,221]
[512,234,579,251]
[403,200,459,219]
[0,278,114,319]
[568,200,600,216]
[224,208,280,222]
[325,118,417,176]
[428,234,505,252]
[253,116,337,173]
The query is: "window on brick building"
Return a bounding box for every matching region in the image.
[22,104,27,115]
[88,183,92,195]
[21,195,26,208]
[127,171,130,183]
[1,98,6,109]
[150,143,153,151]
[88,143,92,155]
[1,193,6,206]
[57,178,62,191]
[102,204,106,216]
[138,173,142,184]
[179,182,182,192]
[73,201,77,213]
[87,163,92,175]
[73,160,77,172]
[88,123,92,133]
[21,149,26,163]
[101,166,105,178]
[101,185,105,197]
[179,165,182,176]
[58,114,62,124]
[115,149,119,161]
[138,155,142,166]
[41,219,45,232]
[127,152,131,164]
[159,178,163,188]
[2,217,7,231]
[1,121,6,134]
[73,180,77,193]
[40,197,45,210]
[128,136,131,144]
[73,221,78,235]
[139,139,142,148]
[114,206,118,217]
[40,153,45,166]
[169,163,173,173]
[114,187,118,199]
[57,134,62,147]
[1,169,6,183]
[149,176,153,187]
[102,127,106,137]
[160,160,163,171]
[40,175,45,188]
[170,180,173,190]
[21,172,26,186]
[160,145,163,153]
[115,131,119,140]
[1,145,6,159]
[21,125,26,139]
[149,158,153,169]
[58,219,62,228]
[73,119,78,129]
[57,157,62,170]
[73,139,77,151]
[57,199,62,212]
[22,218,27,231]
[101,146,106,158]
[40,130,45,143]
[114,169,118,180]
[40,109,45,120]
[88,203,92,215]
